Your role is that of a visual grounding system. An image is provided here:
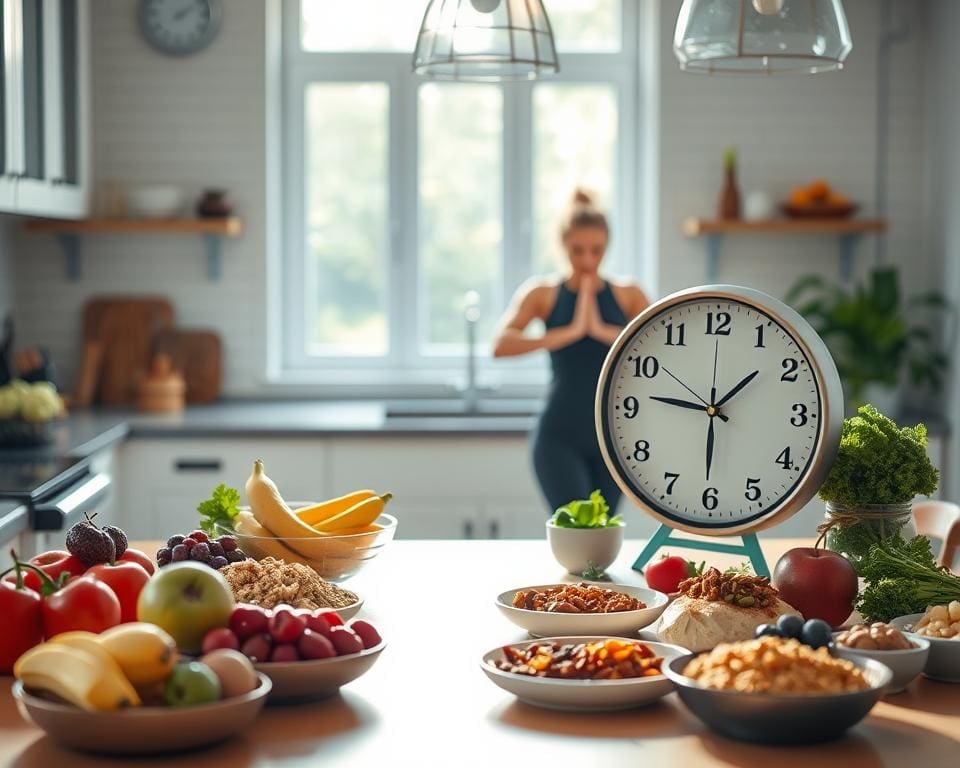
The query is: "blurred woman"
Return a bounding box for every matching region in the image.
[492,190,649,514]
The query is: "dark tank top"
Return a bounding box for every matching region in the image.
[539,281,628,440]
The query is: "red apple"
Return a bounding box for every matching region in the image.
[772,547,858,628]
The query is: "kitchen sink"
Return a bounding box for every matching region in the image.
[384,400,539,419]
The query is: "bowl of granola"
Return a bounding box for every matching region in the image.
[481,637,688,711]
[663,636,892,744]
[495,583,668,638]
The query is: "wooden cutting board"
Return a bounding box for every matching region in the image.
[82,297,175,405]
[153,329,222,403]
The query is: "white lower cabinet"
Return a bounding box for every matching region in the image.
[118,435,545,541]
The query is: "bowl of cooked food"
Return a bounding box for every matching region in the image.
[495,583,668,638]
[662,636,892,744]
[833,623,930,693]
[891,602,960,683]
[481,636,688,711]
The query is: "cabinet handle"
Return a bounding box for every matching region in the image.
[174,459,223,472]
[489,520,500,539]
[463,521,474,539]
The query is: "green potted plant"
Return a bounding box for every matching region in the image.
[818,405,939,573]
[547,491,624,577]
[785,267,950,414]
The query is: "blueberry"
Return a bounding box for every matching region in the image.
[800,619,833,649]
[755,623,781,639]
[777,614,804,639]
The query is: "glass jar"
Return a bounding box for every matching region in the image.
[822,501,915,573]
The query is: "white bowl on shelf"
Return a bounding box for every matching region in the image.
[126,185,184,218]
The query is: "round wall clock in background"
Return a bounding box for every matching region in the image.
[596,284,844,544]
[139,0,222,56]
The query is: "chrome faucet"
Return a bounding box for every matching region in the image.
[463,290,480,413]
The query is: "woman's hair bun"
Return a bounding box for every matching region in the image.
[571,187,593,206]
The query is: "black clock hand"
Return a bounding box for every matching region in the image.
[660,365,709,407]
[706,416,715,481]
[649,395,730,422]
[710,339,719,405]
[716,370,760,408]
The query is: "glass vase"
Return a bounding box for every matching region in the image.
[822,501,915,574]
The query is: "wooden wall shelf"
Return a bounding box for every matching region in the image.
[682,217,888,283]
[23,217,244,281]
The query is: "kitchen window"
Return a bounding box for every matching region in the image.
[281,0,640,388]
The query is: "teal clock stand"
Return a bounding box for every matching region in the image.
[632,524,771,579]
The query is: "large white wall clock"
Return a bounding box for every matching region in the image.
[595,284,844,577]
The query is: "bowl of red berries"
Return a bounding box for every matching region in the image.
[200,603,385,702]
[155,529,248,572]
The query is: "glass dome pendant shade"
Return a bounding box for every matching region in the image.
[674,0,853,74]
[413,0,559,81]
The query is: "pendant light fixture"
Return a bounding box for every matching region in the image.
[674,0,852,74]
[413,0,559,81]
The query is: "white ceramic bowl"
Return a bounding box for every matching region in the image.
[13,674,271,755]
[481,637,687,712]
[546,520,624,574]
[253,641,385,701]
[890,614,960,683]
[496,583,669,638]
[126,185,184,218]
[831,633,930,693]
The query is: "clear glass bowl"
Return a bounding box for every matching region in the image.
[220,507,397,582]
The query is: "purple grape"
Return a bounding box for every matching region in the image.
[171,544,189,562]
[192,542,211,561]
[156,547,173,566]
[166,534,185,548]
[181,537,198,550]
[217,536,238,552]
[225,550,244,563]
[208,541,225,558]
[210,555,229,569]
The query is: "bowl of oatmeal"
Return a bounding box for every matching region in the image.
[662,636,892,744]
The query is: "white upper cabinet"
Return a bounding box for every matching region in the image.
[0,0,90,218]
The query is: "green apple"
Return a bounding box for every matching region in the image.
[137,561,234,652]
[164,661,222,707]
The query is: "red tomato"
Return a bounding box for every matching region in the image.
[644,555,698,594]
[42,575,121,637]
[87,561,150,623]
[1,550,86,593]
[0,576,43,673]
[118,548,156,575]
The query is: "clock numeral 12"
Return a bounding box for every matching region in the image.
[633,356,660,378]
[664,471,679,494]
[775,446,794,470]
[665,323,686,346]
[745,477,761,501]
[702,487,718,510]
[705,312,731,336]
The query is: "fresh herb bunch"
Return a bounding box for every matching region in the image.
[197,484,241,536]
[826,515,911,574]
[856,535,960,622]
[551,490,621,529]
[819,406,939,507]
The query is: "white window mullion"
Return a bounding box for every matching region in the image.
[502,82,533,296]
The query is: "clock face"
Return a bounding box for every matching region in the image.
[597,289,839,534]
[139,0,222,56]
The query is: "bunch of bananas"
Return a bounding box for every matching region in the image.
[235,460,392,566]
[14,623,177,711]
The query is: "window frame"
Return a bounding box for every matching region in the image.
[279,0,641,392]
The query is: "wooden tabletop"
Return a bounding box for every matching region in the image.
[2,539,958,767]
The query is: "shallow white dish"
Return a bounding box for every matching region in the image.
[890,613,960,683]
[254,642,385,701]
[832,632,930,693]
[481,636,687,712]
[13,674,271,754]
[496,583,668,638]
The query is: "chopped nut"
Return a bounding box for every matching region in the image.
[677,567,778,609]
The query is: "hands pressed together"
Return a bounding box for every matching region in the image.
[566,275,619,346]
